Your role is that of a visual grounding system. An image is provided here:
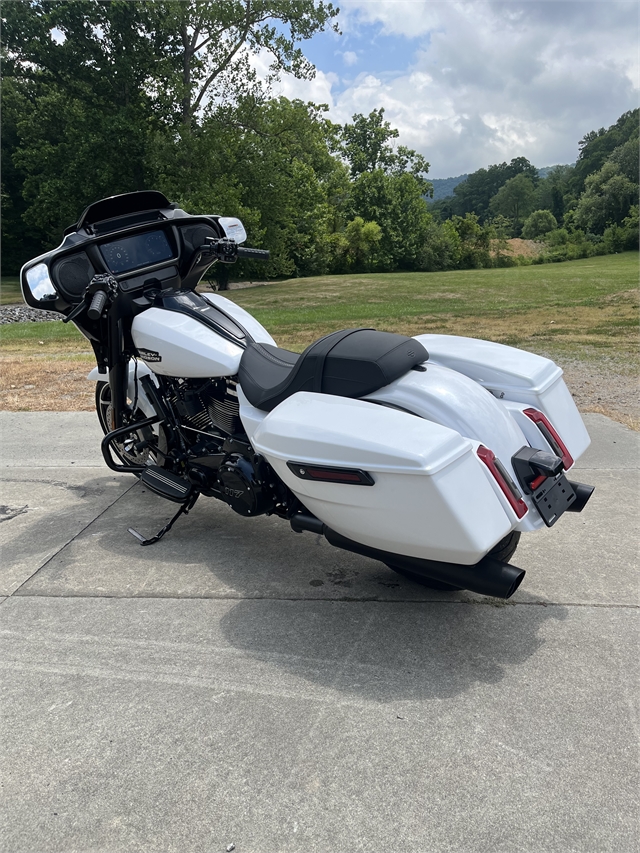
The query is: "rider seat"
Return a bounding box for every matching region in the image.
[238,328,429,412]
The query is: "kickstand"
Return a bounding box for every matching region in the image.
[128,492,200,546]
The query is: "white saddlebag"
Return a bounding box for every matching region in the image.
[251,392,513,565]
[415,334,590,464]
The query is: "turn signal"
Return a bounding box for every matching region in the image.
[477,445,528,519]
[523,408,574,470]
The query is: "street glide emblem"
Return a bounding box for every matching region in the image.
[137,348,162,362]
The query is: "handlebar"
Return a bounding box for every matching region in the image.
[236,246,270,260]
[199,238,269,264]
[87,289,108,321]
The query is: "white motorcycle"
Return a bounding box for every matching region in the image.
[21,191,594,599]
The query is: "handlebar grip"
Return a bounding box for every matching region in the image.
[87,290,108,321]
[236,246,270,261]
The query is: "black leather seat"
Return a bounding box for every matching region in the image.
[238,328,429,412]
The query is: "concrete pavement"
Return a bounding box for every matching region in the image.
[1,410,638,852]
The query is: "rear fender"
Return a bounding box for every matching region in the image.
[365,363,544,531]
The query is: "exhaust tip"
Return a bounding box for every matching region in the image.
[566,480,595,513]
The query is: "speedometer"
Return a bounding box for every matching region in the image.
[145,232,168,258]
[102,244,131,273]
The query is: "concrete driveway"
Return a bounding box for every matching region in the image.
[1,410,638,853]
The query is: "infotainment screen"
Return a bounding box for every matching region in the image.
[99,229,174,274]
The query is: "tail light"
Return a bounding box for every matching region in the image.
[477,445,528,519]
[523,408,574,470]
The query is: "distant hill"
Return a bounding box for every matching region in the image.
[537,163,575,179]
[429,164,575,202]
[429,174,468,200]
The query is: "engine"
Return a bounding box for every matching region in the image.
[163,378,295,518]
[165,376,242,436]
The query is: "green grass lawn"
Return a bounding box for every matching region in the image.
[2,253,638,366]
[226,252,639,366]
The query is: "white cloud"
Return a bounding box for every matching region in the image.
[286,0,638,177]
[276,1,639,176]
[342,50,358,67]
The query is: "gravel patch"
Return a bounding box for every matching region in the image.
[0,305,61,324]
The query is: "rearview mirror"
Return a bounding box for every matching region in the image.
[24,263,57,301]
[217,217,247,244]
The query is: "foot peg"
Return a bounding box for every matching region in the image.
[140,465,194,503]
[129,465,199,546]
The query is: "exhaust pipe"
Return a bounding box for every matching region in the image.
[290,514,525,599]
[566,480,595,513]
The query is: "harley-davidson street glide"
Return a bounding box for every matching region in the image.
[21,191,595,599]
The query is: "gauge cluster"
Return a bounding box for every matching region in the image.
[99,229,174,274]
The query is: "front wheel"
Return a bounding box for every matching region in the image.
[95,381,156,470]
[385,531,521,591]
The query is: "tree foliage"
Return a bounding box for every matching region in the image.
[521,210,558,240]
[1,2,637,278]
[452,157,538,221]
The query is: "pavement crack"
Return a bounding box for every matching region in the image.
[8,593,639,608]
[8,480,139,597]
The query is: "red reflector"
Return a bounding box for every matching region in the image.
[477,445,528,519]
[529,474,547,491]
[523,408,574,470]
[307,469,361,482]
[287,462,375,486]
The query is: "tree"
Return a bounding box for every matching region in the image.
[144,0,339,129]
[571,109,639,195]
[1,0,340,270]
[339,109,431,190]
[573,161,638,234]
[521,210,558,239]
[489,174,536,231]
[346,170,432,271]
[342,217,382,269]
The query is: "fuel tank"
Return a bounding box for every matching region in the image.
[132,307,243,377]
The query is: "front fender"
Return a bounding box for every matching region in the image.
[87,361,157,419]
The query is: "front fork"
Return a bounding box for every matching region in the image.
[107,306,130,430]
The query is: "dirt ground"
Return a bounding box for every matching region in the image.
[492,238,545,258]
[1,350,637,430]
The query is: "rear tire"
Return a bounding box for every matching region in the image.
[385,531,521,591]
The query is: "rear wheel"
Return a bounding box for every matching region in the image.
[95,381,155,470]
[385,531,521,591]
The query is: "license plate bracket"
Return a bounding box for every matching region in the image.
[532,473,576,527]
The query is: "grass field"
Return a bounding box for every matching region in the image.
[1,252,638,420]
[227,253,639,367]
[1,277,22,305]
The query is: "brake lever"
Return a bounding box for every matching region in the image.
[62,300,87,324]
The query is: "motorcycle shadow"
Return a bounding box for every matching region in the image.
[13,479,568,703]
[217,596,568,703]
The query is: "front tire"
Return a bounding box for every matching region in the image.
[95,381,155,470]
[385,531,521,591]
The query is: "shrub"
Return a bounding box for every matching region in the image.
[521,209,558,239]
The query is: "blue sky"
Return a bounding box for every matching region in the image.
[265,1,639,178]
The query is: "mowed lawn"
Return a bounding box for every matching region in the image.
[1,252,638,414]
[227,253,639,367]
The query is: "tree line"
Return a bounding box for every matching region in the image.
[2,1,638,281]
